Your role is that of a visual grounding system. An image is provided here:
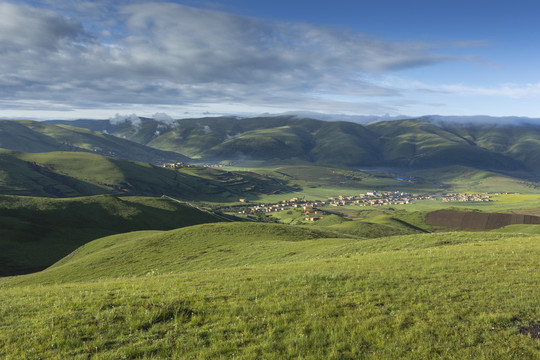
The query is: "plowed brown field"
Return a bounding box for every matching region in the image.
[425,210,540,230]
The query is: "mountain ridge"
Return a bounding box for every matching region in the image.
[42,116,540,174]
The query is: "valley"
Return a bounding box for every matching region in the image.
[0,116,539,359]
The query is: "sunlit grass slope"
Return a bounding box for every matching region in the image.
[5,222,353,285]
[0,229,538,359]
[492,224,540,234]
[0,150,285,199]
[0,195,221,276]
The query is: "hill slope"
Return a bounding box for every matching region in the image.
[0,195,222,276]
[6,222,352,284]
[1,228,538,359]
[0,119,190,164]
[0,150,285,199]
[48,116,540,174]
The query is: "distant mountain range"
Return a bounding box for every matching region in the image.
[2,116,540,177]
[42,116,540,174]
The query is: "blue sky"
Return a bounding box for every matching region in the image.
[2,0,540,120]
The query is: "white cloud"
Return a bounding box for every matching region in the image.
[437,83,540,99]
[109,113,141,126]
[0,1,482,117]
[152,112,174,122]
[373,75,540,99]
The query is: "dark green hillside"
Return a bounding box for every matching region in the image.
[309,121,381,164]
[0,195,222,276]
[366,119,524,170]
[0,150,285,199]
[0,119,189,164]
[202,125,314,160]
[45,116,540,173]
[440,122,540,172]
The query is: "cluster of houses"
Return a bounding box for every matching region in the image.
[326,192,435,207]
[441,193,491,202]
[237,197,326,215]
[162,162,193,169]
[236,191,436,218]
[162,161,238,169]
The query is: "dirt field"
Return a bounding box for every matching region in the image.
[426,210,540,230]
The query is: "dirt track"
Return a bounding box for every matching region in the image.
[426,210,540,230]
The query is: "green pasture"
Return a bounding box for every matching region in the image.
[1,226,538,359]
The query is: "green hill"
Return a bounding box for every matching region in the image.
[0,150,285,199]
[47,116,540,175]
[5,222,352,285]
[2,221,525,286]
[0,119,190,164]
[366,119,524,170]
[1,227,538,359]
[438,121,540,173]
[0,195,222,276]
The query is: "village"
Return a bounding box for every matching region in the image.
[237,191,434,218]
[236,191,495,221]
[442,193,492,202]
[161,161,237,169]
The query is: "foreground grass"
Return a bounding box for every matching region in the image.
[1,227,539,359]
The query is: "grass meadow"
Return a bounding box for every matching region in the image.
[1,224,539,359]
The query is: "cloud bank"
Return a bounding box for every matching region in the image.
[0,1,494,118]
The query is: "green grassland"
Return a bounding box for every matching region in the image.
[408,165,540,194]
[224,163,540,203]
[1,223,538,359]
[0,150,286,200]
[492,224,540,234]
[2,115,540,357]
[0,195,222,276]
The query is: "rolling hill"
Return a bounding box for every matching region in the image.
[0,119,190,164]
[0,195,223,276]
[46,116,540,174]
[1,223,538,359]
[0,150,286,199]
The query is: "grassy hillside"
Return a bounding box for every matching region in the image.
[0,195,222,276]
[5,222,352,285]
[47,117,540,175]
[0,119,190,164]
[0,150,286,199]
[440,122,540,172]
[492,224,540,234]
[366,119,524,170]
[1,226,538,359]
[408,165,538,193]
